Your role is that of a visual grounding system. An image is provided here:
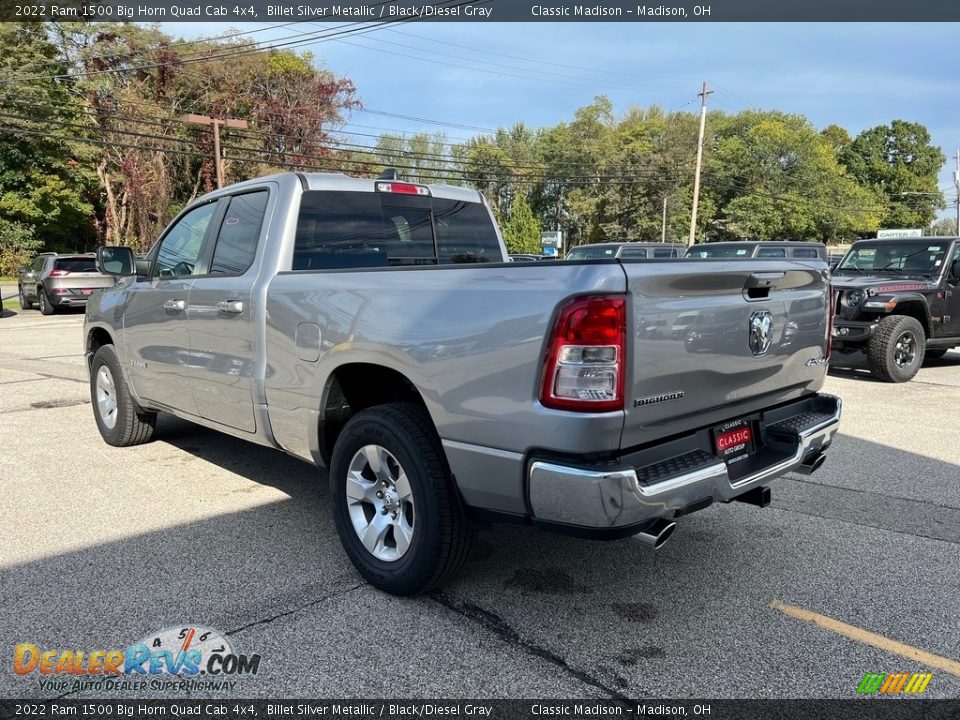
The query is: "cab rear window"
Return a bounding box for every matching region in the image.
[293,191,501,270]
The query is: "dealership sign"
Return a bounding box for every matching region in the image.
[876,229,923,239]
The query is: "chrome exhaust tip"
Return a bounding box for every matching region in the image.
[633,518,677,550]
[797,452,826,475]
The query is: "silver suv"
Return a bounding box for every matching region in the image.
[18,253,115,315]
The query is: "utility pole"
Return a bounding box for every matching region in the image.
[954,149,959,234]
[181,113,248,188]
[688,81,713,246]
[661,196,668,243]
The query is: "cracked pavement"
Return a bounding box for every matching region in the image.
[1,310,958,699]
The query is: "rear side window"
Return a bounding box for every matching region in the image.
[54,258,96,272]
[210,191,268,275]
[293,190,500,270]
[756,247,786,258]
[686,246,751,258]
[566,246,617,260]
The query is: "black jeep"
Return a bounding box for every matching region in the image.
[831,237,960,382]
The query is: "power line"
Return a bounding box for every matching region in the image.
[16,21,306,76]
[0,1,472,85]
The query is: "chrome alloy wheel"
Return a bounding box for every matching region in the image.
[95,365,118,429]
[345,444,415,562]
[894,331,917,369]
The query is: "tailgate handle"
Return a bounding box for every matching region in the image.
[743,272,785,301]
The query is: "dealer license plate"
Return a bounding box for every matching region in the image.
[713,419,756,461]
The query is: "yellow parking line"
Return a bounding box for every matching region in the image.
[771,600,960,677]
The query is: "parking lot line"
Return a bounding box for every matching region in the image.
[771,600,960,677]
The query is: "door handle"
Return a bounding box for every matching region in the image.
[217,300,244,314]
[163,299,186,312]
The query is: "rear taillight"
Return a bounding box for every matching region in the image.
[49,269,69,276]
[540,295,626,412]
[825,283,833,360]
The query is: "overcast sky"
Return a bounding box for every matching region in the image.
[162,21,959,211]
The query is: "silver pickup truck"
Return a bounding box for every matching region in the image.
[85,172,841,595]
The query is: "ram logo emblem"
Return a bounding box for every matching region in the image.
[749,311,774,357]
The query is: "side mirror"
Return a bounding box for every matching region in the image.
[96,246,135,277]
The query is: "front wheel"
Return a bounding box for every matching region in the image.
[867,315,926,383]
[90,345,157,446]
[18,285,31,310]
[329,403,472,595]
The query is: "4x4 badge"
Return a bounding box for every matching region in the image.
[749,311,774,356]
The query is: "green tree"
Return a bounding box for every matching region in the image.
[0,220,43,277]
[0,23,96,251]
[501,193,541,254]
[841,120,945,228]
[708,111,881,241]
[820,124,852,157]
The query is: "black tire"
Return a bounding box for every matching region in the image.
[90,344,157,446]
[38,287,56,315]
[18,285,31,310]
[329,402,472,595]
[867,315,926,383]
[924,349,949,361]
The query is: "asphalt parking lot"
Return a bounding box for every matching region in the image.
[1,307,958,700]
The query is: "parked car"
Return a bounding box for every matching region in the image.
[85,172,841,595]
[565,242,685,260]
[831,236,960,382]
[685,241,827,261]
[18,253,115,315]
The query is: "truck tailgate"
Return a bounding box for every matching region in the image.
[620,259,830,450]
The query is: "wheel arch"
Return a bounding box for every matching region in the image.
[86,326,115,369]
[887,296,932,336]
[317,362,432,466]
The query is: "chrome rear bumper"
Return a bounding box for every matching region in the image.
[528,394,842,530]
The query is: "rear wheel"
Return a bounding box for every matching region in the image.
[867,315,926,383]
[38,287,56,315]
[329,402,472,595]
[18,285,32,310]
[90,344,157,446]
